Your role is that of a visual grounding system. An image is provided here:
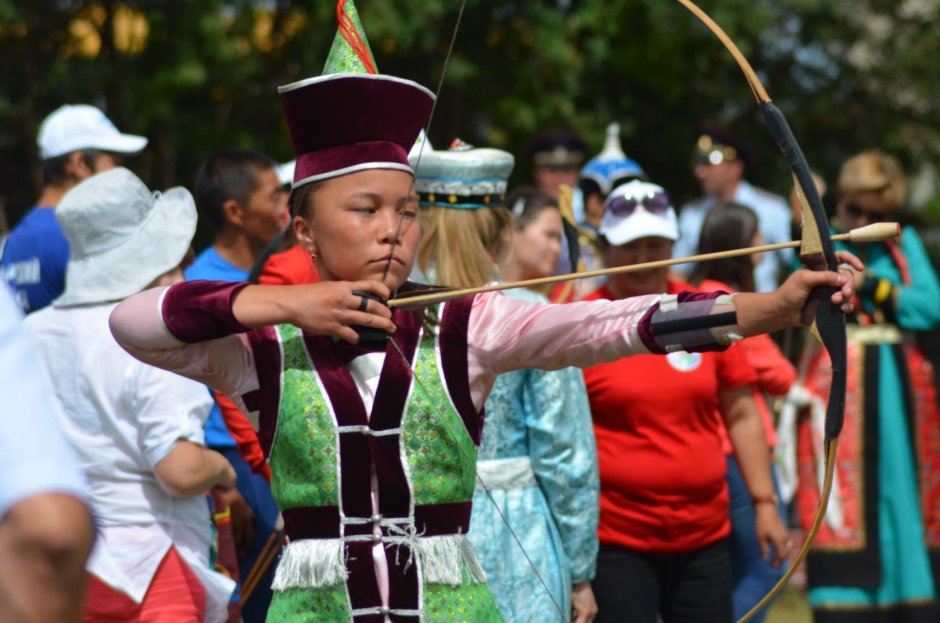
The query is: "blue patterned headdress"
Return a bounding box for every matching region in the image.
[580,123,645,198]
[412,139,515,210]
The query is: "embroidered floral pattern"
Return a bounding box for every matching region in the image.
[403,329,477,505]
[422,577,504,623]
[270,324,339,509]
[266,584,350,622]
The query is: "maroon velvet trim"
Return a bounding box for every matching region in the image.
[162,280,250,343]
[439,295,482,445]
[281,502,472,540]
[282,506,339,539]
[248,326,281,457]
[370,309,421,520]
[279,75,433,183]
[294,142,408,184]
[241,390,260,413]
[637,303,663,354]
[640,290,733,354]
[413,501,473,535]
[386,539,419,622]
[346,541,383,623]
[306,334,373,521]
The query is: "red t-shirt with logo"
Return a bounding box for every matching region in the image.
[582,281,757,552]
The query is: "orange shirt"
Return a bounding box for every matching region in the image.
[257,244,319,286]
[582,282,757,552]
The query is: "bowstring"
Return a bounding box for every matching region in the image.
[376,2,566,618]
[380,0,468,288]
[387,337,568,622]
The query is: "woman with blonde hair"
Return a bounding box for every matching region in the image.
[414,141,600,623]
[795,150,940,622]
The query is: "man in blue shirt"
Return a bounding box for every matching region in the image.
[1,104,147,312]
[672,123,793,292]
[187,149,287,623]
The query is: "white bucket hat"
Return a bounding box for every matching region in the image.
[53,167,197,308]
[38,104,148,160]
[599,180,679,246]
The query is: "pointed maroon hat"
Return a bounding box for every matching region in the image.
[278,0,434,188]
[279,74,434,188]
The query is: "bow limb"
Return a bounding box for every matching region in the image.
[674,2,846,621]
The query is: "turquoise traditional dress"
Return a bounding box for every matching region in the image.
[468,287,599,623]
[795,226,940,622]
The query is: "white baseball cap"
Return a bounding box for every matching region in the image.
[37,104,148,160]
[599,180,679,246]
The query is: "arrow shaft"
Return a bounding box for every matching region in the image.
[389,225,890,309]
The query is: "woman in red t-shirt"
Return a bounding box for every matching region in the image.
[585,181,790,623]
[689,202,797,623]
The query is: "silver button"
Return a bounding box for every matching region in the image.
[371,513,383,523]
[379,606,390,614]
[372,534,382,543]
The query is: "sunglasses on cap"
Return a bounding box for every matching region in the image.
[606,190,672,217]
[844,202,888,222]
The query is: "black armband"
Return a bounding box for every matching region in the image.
[640,291,742,354]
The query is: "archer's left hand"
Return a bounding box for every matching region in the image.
[776,250,865,327]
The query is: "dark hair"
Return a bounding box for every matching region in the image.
[505,186,559,229]
[288,180,325,220]
[41,149,107,186]
[689,201,758,292]
[194,149,277,231]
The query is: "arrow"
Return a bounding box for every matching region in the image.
[389,222,899,309]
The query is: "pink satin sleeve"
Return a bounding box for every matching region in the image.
[109,286,259,402]
[466,290,660,409]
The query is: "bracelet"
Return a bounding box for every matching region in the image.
[751,493,778,506]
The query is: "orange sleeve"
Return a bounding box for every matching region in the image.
[258,245,319,286]
[215,390,272,482]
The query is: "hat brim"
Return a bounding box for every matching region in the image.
[87,133,148,154]
[53,187,196,307]
[599,207,679,247]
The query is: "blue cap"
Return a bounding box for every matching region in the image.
[580,123,645,197]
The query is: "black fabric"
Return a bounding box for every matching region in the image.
[807,344,882,589]
[813,604,940,623]
[592,540,733,623]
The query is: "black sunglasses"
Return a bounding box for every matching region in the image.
[845,202,887,222]
[606,191,672,217]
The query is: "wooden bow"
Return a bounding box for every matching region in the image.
[673,1,847,620]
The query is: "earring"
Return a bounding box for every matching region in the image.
[309,249,317,261]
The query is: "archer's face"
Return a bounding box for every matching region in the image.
[294,169,420,290]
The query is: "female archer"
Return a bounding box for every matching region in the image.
[109,2,862,621]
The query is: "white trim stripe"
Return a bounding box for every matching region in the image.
[292,162,414,188]
[277,72,436,100]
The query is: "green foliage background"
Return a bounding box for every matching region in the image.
[2,0,939,252]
